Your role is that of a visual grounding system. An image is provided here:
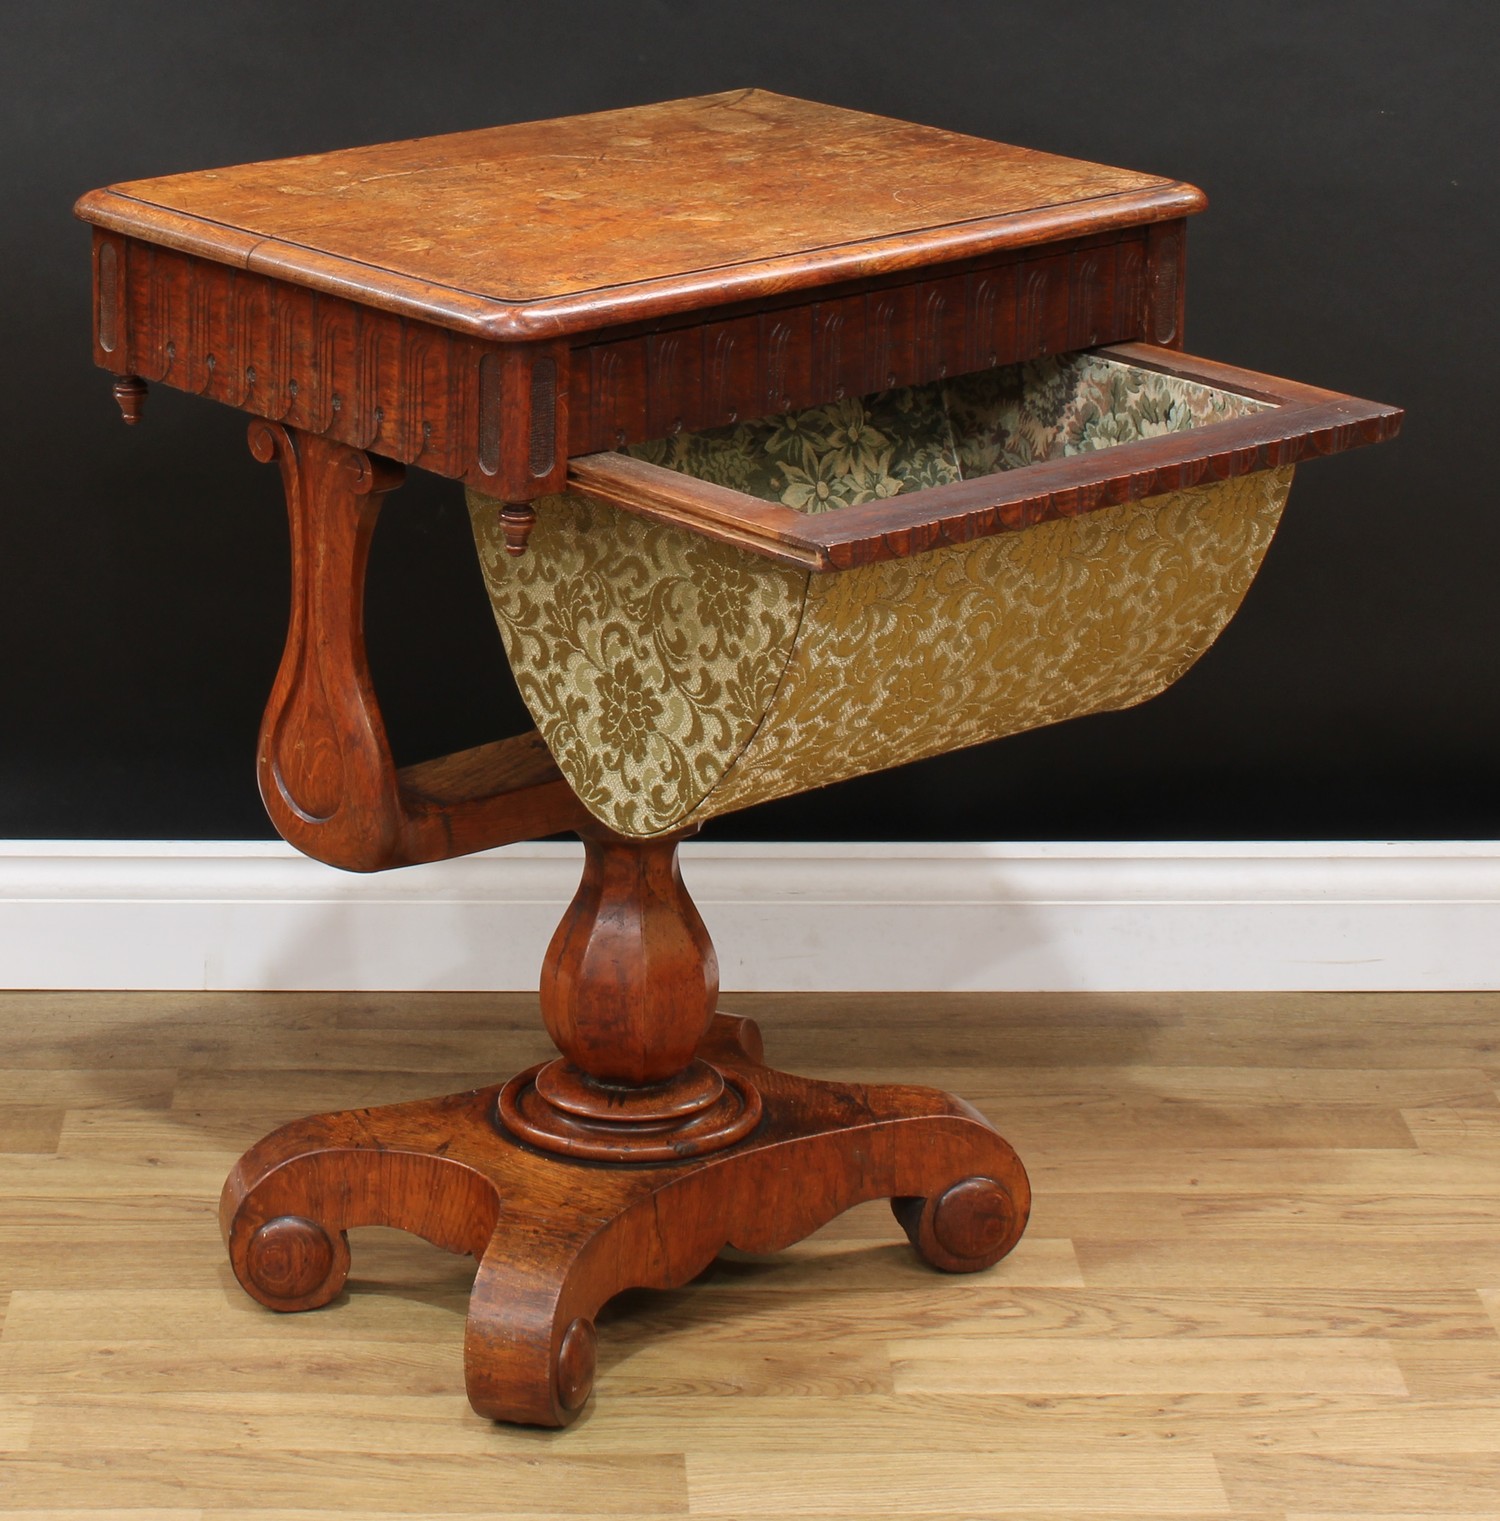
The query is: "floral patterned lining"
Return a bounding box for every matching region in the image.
[469,350,1287,837]
[945,354,1269,477]
[626,353,1269,510]
[627,382,962,510]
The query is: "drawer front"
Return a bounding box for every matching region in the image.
[564,227,1173,455]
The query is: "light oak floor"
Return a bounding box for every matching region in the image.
[2,988,1498,1519]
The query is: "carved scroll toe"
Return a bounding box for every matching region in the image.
[893,1174,1028,1273]
[464,1221,605,1427]
[235,1213,351,1312]
[220,1096,503,1317]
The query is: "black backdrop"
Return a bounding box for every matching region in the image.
[2,2,1492,841]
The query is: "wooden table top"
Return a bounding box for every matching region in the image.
[75,90,1203,340]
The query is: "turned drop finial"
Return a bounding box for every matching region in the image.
[112,374,148,425]
[500,502,536,555]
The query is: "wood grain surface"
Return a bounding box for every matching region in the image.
[77,92,1212,498]
[75,91,1203,339]
[3,987,1498,1516]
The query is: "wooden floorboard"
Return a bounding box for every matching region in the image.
[2,988,1499,1518]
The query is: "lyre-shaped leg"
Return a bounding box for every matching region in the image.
[247,420,587,873]
[248,420,409,869]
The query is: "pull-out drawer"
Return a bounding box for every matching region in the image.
[468,344,1401,839]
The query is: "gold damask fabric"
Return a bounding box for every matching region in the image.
[674,470,1291,831]
[469,490,806,835]
[468,354,1292,838]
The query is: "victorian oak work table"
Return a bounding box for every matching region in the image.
[77,91,1401,1427]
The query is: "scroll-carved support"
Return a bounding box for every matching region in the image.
[222,1010,1031,1427]
[249,421,588,871]
[221,829,1031,1424]
[251,420,405,867]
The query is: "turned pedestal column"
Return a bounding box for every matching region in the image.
[501,826,762,1162]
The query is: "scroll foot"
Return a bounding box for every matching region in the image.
[893,1174,1027,1273]
[238,1212,350,1311]
[219,1093,502,1314]
[221,1014,1030,1427]
[465,1224,603,1426]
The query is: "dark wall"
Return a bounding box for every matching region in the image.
[2,1,1491,841]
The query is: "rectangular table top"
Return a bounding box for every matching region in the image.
[75,90,1203,341]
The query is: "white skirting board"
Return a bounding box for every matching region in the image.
[2,839,1497,993]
